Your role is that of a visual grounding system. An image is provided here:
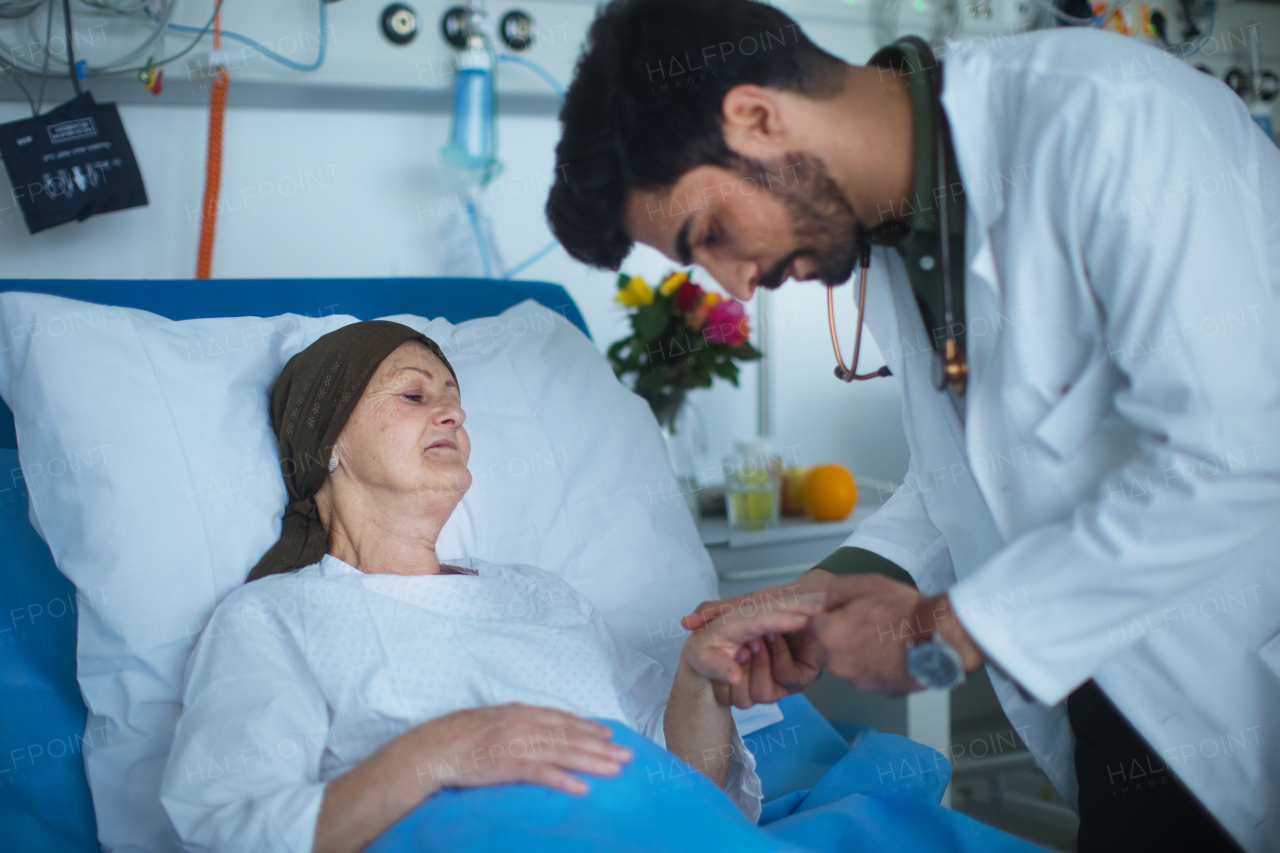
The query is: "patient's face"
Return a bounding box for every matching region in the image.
[334,342,472,502]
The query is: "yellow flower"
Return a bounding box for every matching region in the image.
[614,276,653,307]
[700,291,720,307]
[658,271,688,296]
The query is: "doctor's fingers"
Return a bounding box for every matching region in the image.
[820,573,909,609]
[682,593,753,631]
[706,600,823,646]
[719,644,768,709]
[763,630,824,693]
[811,607,872,653]
[682,576,831,631]
[732,641,783,708]
[811,609,909,685]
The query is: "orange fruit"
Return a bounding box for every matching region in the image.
[781,467,810,515]
[802,464,858,521]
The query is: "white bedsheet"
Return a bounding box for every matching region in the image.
[159,556,761,852]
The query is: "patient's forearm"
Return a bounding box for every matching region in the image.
[313,724,441,853]
[663,661,735,788]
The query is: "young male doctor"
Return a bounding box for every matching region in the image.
[546,1,1279,850]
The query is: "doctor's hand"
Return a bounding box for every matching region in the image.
[814,574,984,696]
[680,570,834,707]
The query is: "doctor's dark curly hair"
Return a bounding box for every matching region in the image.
[546,0,845,270]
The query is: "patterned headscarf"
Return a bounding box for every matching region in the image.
[246,320,457,582]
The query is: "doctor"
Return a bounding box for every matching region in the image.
[546,1,1280,851]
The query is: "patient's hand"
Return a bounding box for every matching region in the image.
[680,570,834,708]
[677,588,823,695]
[411,703,631,796]
[314,703,629,853]
[663,594,819,792]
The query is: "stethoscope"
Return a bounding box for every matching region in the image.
[828,36,968,398]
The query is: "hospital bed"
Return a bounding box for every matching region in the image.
[0,277,1040,853]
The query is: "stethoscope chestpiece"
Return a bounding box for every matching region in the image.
[930,336,968,396]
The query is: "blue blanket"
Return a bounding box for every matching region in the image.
[367,720,1045,853]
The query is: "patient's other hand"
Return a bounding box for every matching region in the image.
[411,703,631,797]
[314,703,629,853]
[680,570,834,708]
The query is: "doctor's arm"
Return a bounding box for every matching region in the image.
[681,460,979,699]
[948,88,1280,706]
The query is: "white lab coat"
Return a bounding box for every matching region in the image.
[842,29,1280,851]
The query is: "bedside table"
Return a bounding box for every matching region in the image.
[696,478,954,806]
[696,477,892,598]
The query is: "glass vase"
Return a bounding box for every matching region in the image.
[660,404,705,519]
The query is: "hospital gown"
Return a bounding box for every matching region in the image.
[159,554,762,852]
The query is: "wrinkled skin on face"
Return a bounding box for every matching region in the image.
[333,341,471,501]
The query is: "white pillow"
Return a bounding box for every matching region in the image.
[0,292,717,853]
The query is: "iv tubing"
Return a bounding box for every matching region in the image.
[490,53,563,279]
[465,201,494,278]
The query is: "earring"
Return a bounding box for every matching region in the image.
[328,457,338,473]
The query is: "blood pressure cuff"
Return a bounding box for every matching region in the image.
[0,92,148,234]
[814,546,917,589]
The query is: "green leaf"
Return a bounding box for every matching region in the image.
[617,272,630,290]
[634,303,670,344]
[711,359,739,381]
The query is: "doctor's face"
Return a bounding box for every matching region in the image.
[624,152,862,301]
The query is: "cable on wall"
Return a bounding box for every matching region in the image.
[61,0,81,94]
[165,0,328,73]
[195,3,227,279]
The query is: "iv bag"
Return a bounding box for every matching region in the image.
[441,47,501,183]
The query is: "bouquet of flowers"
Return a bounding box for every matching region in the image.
[607,270,761,432]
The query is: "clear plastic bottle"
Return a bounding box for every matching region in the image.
[724,437,781,531]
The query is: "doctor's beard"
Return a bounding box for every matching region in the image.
[731,151,862,290]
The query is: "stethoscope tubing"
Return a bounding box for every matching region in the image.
[827,36,967,394]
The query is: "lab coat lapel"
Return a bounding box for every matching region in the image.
[937,46,1082,804]
[940,44,1022,544]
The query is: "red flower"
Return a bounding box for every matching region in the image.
[672,281,704,312]
[703,298,750,346]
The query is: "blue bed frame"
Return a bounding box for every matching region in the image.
[0,278,852,853]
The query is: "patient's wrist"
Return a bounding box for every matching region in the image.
[673,654,716,694]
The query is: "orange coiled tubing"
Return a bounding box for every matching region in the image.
[195,11,227,280]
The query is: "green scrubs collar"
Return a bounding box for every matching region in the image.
[813,41,970,585]
[861,39,968,358]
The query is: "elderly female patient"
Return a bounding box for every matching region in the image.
[160,321,812,853]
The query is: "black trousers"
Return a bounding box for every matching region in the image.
[1067,680,1244,853]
